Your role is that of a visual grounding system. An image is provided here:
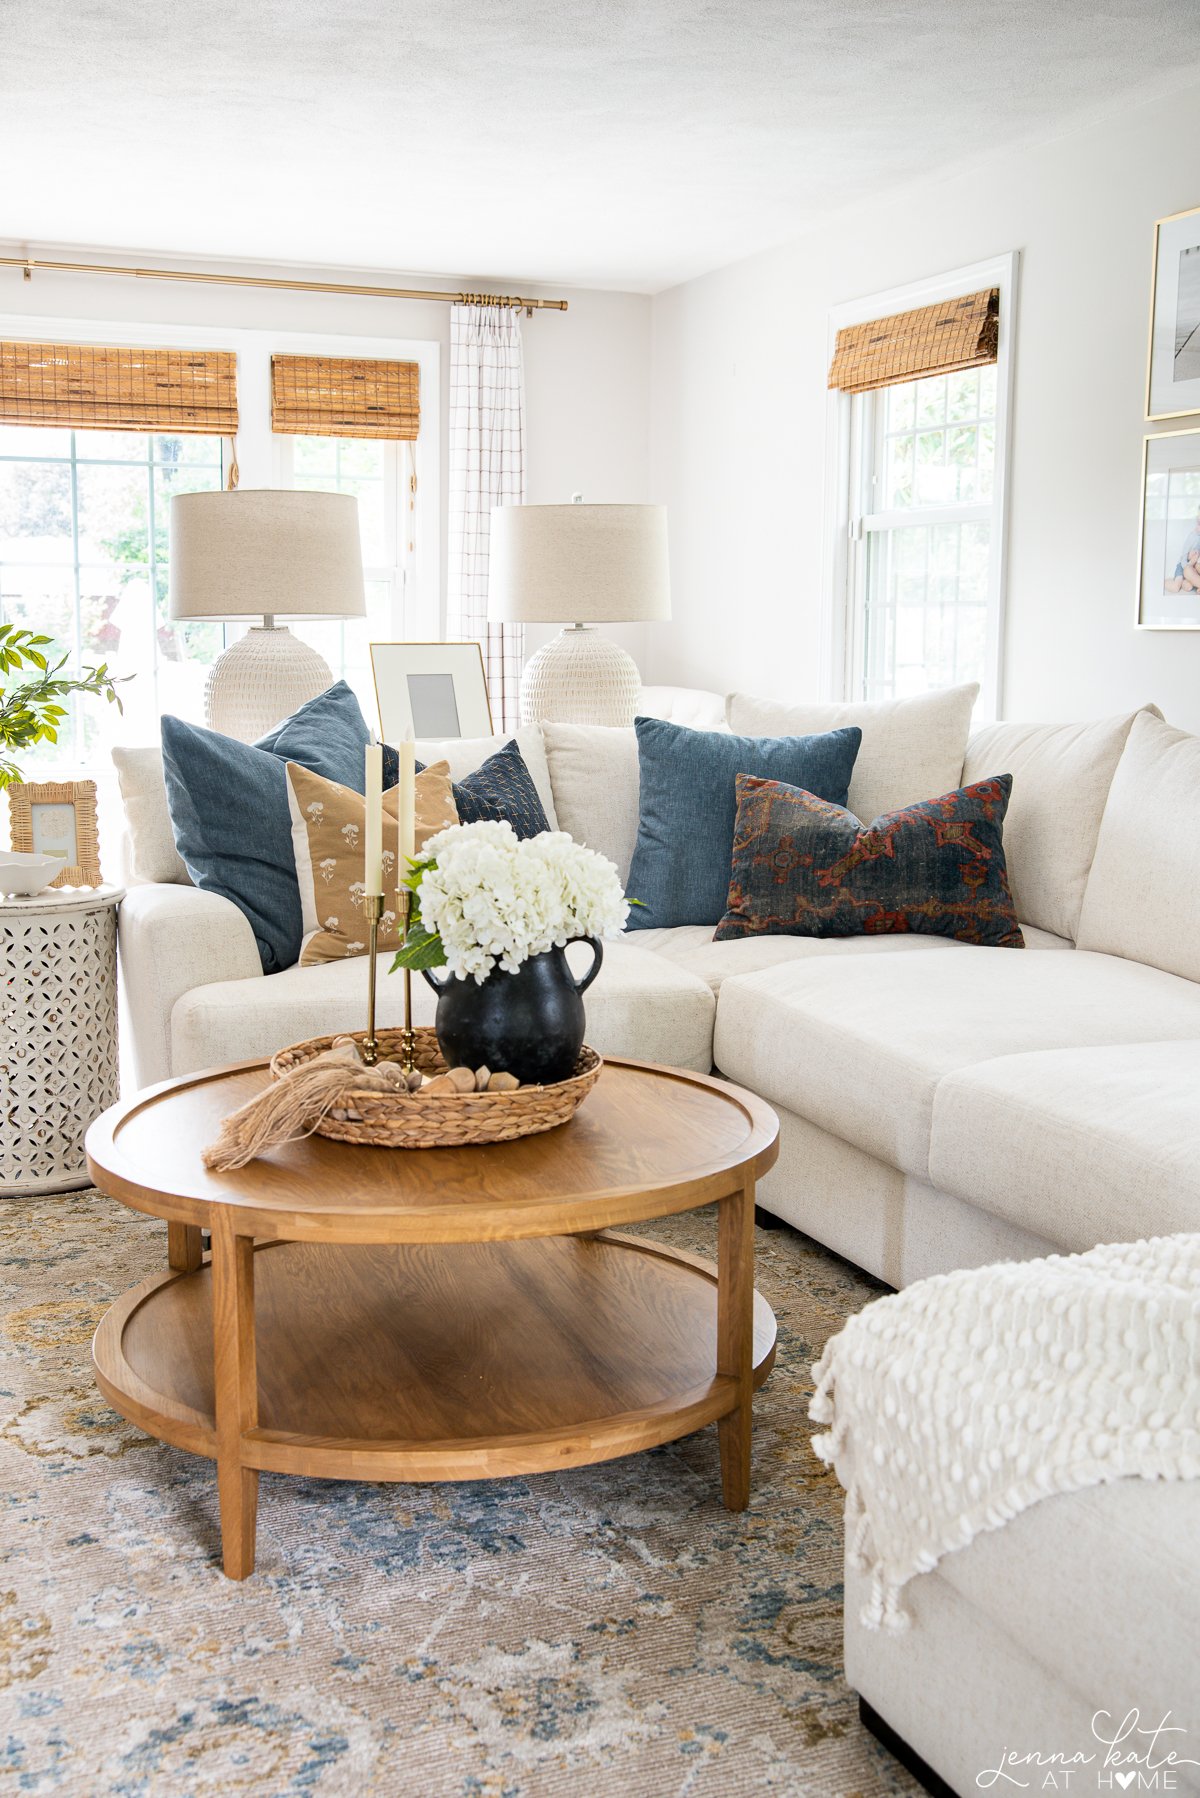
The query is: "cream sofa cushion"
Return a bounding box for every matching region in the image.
[962,707,1156,942]
[725,683,977,824]
[111,745,191,885]
[1076,710,1200,980]
[637,685,727,729]
[929,1040,1200,1249]
[170,936,715,1079]
[632,922,1067,995]
[414,724,558,831]
[637,924,964,994]
[845,1480,1200,1798]
[542,723,640,881]
[713,947,1200,1177]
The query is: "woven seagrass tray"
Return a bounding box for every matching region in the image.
[270,1026,603,1149]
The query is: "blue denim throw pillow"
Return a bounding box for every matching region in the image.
[715,773,1024,947]
[162,681,374,974]
[400,740,550,840]
[625,716,862,929]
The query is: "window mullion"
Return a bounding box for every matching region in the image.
[68,431,83,760]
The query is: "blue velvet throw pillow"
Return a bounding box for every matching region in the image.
[715,773,1024,947]
[625,716,862,929]
[162,681,375,974]
[402,740,550,840]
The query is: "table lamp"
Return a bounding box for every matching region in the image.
[487,499,670,727]
[169,490,365,741]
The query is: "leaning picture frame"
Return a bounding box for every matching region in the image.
[1146,203,1200,420]
[1136,427,1200,630]
[370,641,494,742]
[7,778,103,886]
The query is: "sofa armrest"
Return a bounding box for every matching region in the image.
[118,884,262,1088]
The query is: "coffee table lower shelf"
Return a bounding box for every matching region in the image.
[93,1231,777,1540]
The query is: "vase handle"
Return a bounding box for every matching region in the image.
[420,967,451,992]
[568,936,603,995]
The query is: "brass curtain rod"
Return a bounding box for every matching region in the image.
[1,255,568,313]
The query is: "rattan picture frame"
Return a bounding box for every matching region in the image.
[7,778,103,887]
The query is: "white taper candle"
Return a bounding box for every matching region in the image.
[398,728,416,870]
[363,742,383,895]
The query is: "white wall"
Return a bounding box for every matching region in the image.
[0,248,653,663]
[648,88,1200,731]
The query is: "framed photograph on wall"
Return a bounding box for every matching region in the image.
[370,642,494,742]
[1147,204,1200,420]
[1137,428,1200,630]
[7,778,103,886]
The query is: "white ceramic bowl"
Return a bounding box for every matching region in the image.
[0,851,62,896]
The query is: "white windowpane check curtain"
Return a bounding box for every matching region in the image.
[447,303,525,730]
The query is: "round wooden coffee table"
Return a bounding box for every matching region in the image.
[86,1055,780,1579]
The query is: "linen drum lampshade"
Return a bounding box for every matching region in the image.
[169,489,365,741]
[488,501,671,726]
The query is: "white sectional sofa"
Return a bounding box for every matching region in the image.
[114,687,1200,1795]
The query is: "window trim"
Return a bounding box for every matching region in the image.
[820,252,1019,718]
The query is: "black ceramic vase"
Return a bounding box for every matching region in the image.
[422,938,603,1086]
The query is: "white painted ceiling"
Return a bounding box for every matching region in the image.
[3,1,1199,292]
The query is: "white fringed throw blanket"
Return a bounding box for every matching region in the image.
[810,1233,1200,1631]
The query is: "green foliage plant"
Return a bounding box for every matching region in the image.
[0,624,128,789]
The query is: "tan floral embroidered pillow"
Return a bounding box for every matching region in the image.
[286,760,458,965]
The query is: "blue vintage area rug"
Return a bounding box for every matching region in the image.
[0,1191,918,1796]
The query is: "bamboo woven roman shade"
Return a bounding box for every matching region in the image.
[271,355,420,439]
[828,288,999,395]
[0,341,238,433]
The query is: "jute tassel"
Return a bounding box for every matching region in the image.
[203,1043,405,1171]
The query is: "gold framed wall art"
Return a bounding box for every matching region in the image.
[1147,204,1200,420]
[1136,427,1200,630]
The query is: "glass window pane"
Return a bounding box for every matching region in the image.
[336,441,385,479]
[292,432,388,565]
[0,565,76,658]
[914,432,950,507]
[0,461,74,563]
[0,424,72,457]
[884,435,914,509]
[915,376,946,427]
[73,429,151,462]
[862,520,991,702]
[885,382,916,433]
[76,464,150,565]
[154,434,223,470]
[946,371,979,422]
[292,437,339,476]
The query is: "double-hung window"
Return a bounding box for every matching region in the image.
[830,256,1016,717]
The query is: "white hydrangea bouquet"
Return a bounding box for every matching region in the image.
[390,819,630,983]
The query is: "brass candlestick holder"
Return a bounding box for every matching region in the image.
[396,886,417,1075]
[359,891,385,1065]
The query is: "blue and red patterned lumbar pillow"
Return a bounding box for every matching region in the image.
[715,774,1024,948]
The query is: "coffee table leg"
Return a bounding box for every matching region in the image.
[211,1214,259,1578]
[167,1221,204,1273]
[717,1183,755,1511]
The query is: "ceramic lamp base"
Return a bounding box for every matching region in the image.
[519,625,642,728]
[204,626,333,741]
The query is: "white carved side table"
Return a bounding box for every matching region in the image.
[1,886,124,1196]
